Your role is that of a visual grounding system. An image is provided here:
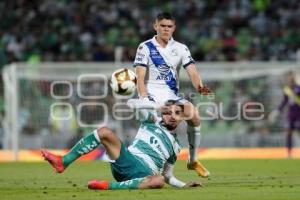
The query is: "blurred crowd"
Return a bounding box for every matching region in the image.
[1,0,300,67]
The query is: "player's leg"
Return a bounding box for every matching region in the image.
[184,102,201,163]
[183,102,210,178]
[286,129,293,158]
[88,175,165,190]
[286,118,297,158]
[88,140,161,190]
[41,129,101,173]
[42,127,121,173]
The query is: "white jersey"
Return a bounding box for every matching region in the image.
[133,36,195,97]
[128,115,181,175]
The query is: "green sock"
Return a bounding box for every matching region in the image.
[108,178,145,190]
[62,130,100,167]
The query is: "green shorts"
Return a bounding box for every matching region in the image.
[110,143,153,182]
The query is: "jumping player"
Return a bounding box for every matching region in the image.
[133,12,211,177]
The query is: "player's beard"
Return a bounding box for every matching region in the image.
[164,124,176,131]
[161,121,177,131]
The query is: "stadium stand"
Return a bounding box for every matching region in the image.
[1,0,300,66]
[1,0,300,153]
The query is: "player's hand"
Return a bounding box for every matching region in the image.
[198,85,212,95]
[184,181,203,188]
[159,105,172,115]
[268,110,280,123]
[139,95,155,102]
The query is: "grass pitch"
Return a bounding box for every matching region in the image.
[1,159,300,200]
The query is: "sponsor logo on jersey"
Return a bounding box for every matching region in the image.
[151,55,163,59]
[150,49,158,55]
[171,49,178,56]
[156,74,171,80]
[150,133,166,158]
[136,53,145,62]
[157,64,170,74]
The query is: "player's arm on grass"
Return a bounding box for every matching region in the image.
[162,162,202,188]
[185,64,212,95]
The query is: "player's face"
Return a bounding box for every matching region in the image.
[287,73,295,86]
[161,104,183,131]
[154,19,176,41]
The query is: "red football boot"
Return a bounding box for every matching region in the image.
[41,149,65,173]
[88,180,109,190]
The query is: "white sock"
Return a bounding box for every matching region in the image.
[93,129,101,142]
[187,125,201,162]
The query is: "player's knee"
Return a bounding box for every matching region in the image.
[187,116,200,127]
[184,103,200,122]
[97,127,113,140]
[156,176,165,188]
[150,176,165,189]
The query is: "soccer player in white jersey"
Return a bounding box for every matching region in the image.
[134,12,211,177]
[41,99,202,190]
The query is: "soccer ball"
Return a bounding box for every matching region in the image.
[110,68,137,96]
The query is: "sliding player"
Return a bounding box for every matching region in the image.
[42,100,202,190]
[134,12,211,177]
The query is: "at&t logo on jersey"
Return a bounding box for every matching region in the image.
[156,75,171,80]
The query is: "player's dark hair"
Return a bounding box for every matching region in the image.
[155,12,176,22]
[164,99,184,111]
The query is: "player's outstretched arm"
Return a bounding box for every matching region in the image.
[185,63,212,95]
[135,66,148,98]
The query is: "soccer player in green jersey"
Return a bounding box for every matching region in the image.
[42,99,201,190]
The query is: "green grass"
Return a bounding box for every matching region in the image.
[1,160,300,200]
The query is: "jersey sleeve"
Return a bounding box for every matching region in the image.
[133,43,149,68]
[167,154,177,165]
[181,44,195,69]
[137,109,157,123]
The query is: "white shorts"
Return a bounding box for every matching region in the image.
[147,85,188,105]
